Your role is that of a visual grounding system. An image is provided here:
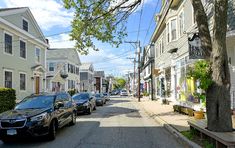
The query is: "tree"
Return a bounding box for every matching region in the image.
[63,0,141,54]
[63,0,233,132]
[114,78,126,89]
[192,0,232,132]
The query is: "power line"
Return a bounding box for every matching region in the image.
[136,0,145,41]
[143,0,160,46]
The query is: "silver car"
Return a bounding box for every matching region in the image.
[120,90,128,96]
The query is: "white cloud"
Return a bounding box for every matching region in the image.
[3,0,73,30]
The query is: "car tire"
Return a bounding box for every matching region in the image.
[47,120,56,140]
[93,105,96,110]
[87,107,92,114]
[69,112,76,126]
[1,138,11,143]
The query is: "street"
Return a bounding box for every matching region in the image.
[0,96,183,148]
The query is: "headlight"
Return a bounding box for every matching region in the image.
[30,112,49,122]
[83,102,89,106]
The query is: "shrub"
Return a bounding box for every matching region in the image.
[0,88,16,113]
[67,89,78,96]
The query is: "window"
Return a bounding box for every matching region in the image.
[76,67,79,75]
[161,39,164,53]
[4,70,12,88]
[49,62,55,71]
[4,33,12,54]
[23,19,28,32]
[20,73,26,91]
[171,19,177,41]
[35,48,40,62]
[68,80,75,89]
[20,40,26,59]
[179,10,184,36]
[166,23,170,43]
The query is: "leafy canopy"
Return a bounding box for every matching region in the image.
[63,0,141,55]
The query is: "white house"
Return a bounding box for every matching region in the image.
[0,7,49,100]
[80,63,95,92]
[46,48,81,92]
[151,0,235,109]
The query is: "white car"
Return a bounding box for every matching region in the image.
[120,90,128,96]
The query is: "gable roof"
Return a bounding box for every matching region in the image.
[0,7,47,45]
[47,48,81,66]
[80,63,93,70]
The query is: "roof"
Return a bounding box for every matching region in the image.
[47,48,81,66]
[94,71,105,77]
[80,63,93,70]
[0,7,48,46]
[0,7,27,12]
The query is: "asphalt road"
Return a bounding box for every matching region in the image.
[0,96,183,148]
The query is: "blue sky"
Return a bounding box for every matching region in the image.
[0,0,162,77]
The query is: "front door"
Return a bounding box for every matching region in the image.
[35,77,40,94]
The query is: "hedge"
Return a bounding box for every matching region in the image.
[67,89,78,97]
[0,88,16,113]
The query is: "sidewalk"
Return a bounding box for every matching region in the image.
[135,97,191,132]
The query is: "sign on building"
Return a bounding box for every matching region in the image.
[188,33,205,59]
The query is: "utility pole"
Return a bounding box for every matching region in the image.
[137,41,141,102]
[127,57,137,95]
[125,41,141,102]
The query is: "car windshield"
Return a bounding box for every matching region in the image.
[15,95,55,110]
[103,93,107,96]
[121,90,127,92]
[72,93,89,100]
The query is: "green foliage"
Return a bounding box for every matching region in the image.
[143,91,149,96]
[63,0,140,54]
[187,60,212,91]
[0,88,16,113]
[68,89,78,96]
[114,78,126,89]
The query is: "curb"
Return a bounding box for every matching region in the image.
[137,102,201,148]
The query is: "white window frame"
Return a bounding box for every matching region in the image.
[166,16,178,43]
[191,3,196,25]
[49,62,55,72]
[19,38,27,60]
[3,31,13,56]
[178,9,185,37]
[19,72,27,91]
[35,47,41,63]
[3,69,13,88]
[22,17,29,32]
[170,18,177,41]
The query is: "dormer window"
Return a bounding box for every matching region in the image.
[23,19,28,32]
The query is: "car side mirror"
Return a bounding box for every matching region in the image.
[55,102,64,109]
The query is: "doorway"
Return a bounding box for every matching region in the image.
[35,77,40,94]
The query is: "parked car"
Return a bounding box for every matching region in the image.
[0,92,76,143]
[120,90,128,96]
[103,93,110,101]
[95,93,106,106]
[72,92,96,114]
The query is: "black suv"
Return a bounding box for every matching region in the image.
[0,92,77,142]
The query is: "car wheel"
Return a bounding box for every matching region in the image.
[93,105,96,110]
[69,112,76,126]
[47,120,56,140]
[1,137,11,143]
[87,107,92,114]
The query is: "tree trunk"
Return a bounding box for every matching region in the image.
[192,0,233,132]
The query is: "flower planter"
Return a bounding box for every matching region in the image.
[194,111,204,119]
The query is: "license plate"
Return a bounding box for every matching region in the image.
[7,129,17,135]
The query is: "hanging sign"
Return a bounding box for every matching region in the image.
[188,33,205,59]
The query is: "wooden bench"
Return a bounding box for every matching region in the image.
[188,119,235,148]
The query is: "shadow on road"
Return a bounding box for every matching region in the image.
[0,121,182,148]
